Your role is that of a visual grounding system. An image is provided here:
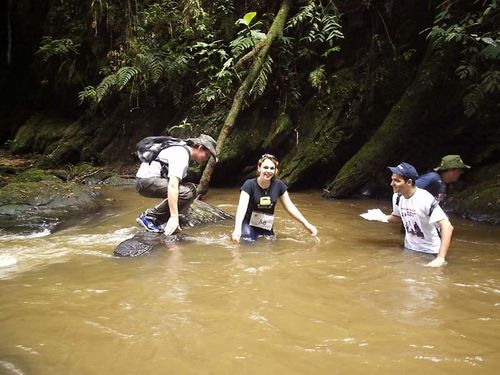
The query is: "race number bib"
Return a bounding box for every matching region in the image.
[249,211,274,231]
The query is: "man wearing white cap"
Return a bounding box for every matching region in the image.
[135,134,218,236]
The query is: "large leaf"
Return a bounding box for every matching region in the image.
[242,12,257,27]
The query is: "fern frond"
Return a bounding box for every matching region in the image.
[95,74,118,103]
[230,32,266,58]
[321,46,340,58]
[36,37,79,62]
[481,70,500,93]
[115,66,140,89]
[230,36,253,57]
[325,21,343,40]
[463,84,484,117]
[146,55,165,83]
[285,0,342,59]
[427,26,446,46]
[309,65,326,89]
[480,43,500,60]
[455,63,476,80]
[165,54,190,78]
[249,56,273,100]
[286,3,315,30]
[78,86,97,105]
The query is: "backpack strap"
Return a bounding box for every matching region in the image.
[158,144,191,178]
[428,199,438,217]
[427,198,442,238]
[136,136,187,164]
[396,194,401,207]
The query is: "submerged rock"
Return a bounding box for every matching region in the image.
[114,199,233,257]
[113,232,186,258]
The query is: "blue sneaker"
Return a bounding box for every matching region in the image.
[136,214,163,233]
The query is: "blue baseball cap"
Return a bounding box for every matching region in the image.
[388,162,419,181]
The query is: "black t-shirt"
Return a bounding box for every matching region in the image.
[241,178,288,222]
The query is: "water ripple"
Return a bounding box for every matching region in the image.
[84,320,134,339]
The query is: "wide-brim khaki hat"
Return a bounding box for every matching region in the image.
[434,154,471,171]
[187,134,218,162]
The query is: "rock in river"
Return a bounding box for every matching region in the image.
[114,199,233,257]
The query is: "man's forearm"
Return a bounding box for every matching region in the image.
[387,214,401,223]
[167,177,180,217]
[437,220,454,259]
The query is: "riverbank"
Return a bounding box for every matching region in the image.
[0,150,498,236]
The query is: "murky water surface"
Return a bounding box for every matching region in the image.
[0,187,499,374]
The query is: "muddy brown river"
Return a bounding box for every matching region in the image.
[0,187,499,374]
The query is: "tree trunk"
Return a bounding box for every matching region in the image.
[197,0,292,197]
[324,44,461,198]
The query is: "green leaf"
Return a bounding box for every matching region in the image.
[242,12,257,26]
[481,37,496,45]
[309,65,326,89]
[481,44,500,60]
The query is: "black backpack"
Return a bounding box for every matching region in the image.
[136,136,190,178]
[136,136,188,164]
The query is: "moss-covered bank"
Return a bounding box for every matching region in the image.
[0,180,101,233]
[447,163,500,225]
[0,167,102,233]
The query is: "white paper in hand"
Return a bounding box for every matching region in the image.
[360,209,388,223]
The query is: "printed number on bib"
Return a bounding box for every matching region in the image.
[249,211,274,231]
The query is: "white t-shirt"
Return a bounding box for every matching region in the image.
[136,145,190,179]
[392,187,448,254]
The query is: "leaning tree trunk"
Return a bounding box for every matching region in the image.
[197,0,292,197]
[324,44,461,198]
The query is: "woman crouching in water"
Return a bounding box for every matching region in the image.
[231,154,318,242]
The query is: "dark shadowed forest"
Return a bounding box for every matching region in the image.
[0,0,498,222]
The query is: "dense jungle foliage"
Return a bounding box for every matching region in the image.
[1,0,499,221]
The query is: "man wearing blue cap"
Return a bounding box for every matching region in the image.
[385,162,454,267]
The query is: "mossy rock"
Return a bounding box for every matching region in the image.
[11,114,71,154]
[100,175,135,186]
[279,69,364,188]
[449,185,500,224]
[0,180,101,233]
[67,163,113,183]
[447,163,500,224]
[261,112,294,150]
[12,168,61,183]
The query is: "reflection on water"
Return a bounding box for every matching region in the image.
[0,186,499,374]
